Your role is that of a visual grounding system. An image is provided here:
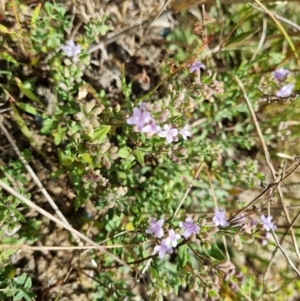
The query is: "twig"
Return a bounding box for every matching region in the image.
[0,179,130,269]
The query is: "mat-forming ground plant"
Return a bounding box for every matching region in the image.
[1,2,300,301]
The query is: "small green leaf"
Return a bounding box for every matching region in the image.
[133,149,145,165]
[16,102,38,115]
[0,52,19,65]
[0,24,14,34]
[58,149,75,166]
[15,272,27,285]
[15,78,43,105]
[24,276,32,289]
[118,147,131,159]
[208,243,226,261]
[226,30,257,46]
[9,208,26,223]
[44,2,54,15]
[80,153,93,164]
[4,265,16,279]
[31,3,41,28]
[53,127,67,145]
[14,290,25,300]
[11,104,40,150]
[92,125,111,142]
[178,244,188,267]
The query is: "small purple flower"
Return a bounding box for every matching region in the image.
[272,68,289,81]
[154,239,173,259]
[158,124,178,144]
[261,215,276,232]
[179,217,200,239]
[188,61,206,73]
[166,229,181,247]
[61,40,81,61]
[127,107,152,131]
[213,208,229,227]
[141,120,161,135]
[179,125,192,140]
[145,218,164,238]
[276,84,294,98]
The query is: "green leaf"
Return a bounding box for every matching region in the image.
[208,243,226,261]
[58,149,75,166]
[118,147,131,159]
[15,273,27,285]
[178,244,188,267]
[11,104,40,150]
[79,153,93,164]
[9,208,26,223]
[15,77,43,105]
[44,2,54,15]
[133,149,145,165]
[31,3,41,28]
[4,265,16,279]
[53,127,67,145]
[14,290,25,300]
[0,52,19,65]
[24,276,32,289]
[0,24,14,34]
[92,125,111,142]
[226,30,257,47]
[16,102,38,115]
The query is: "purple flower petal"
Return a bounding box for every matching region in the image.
[261,215,276,232]
[272,68,289,81]
[276,84,294,98]
[158,124,178,144]
[179,217,200,239]
[188,61,206,73]
[213,208,229,227]
[146,218,164,238]
[154,239,173,259]
[61,40,81,60]
[179,125,192,140]
[127,107,153,131]
[165,229,181,247]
